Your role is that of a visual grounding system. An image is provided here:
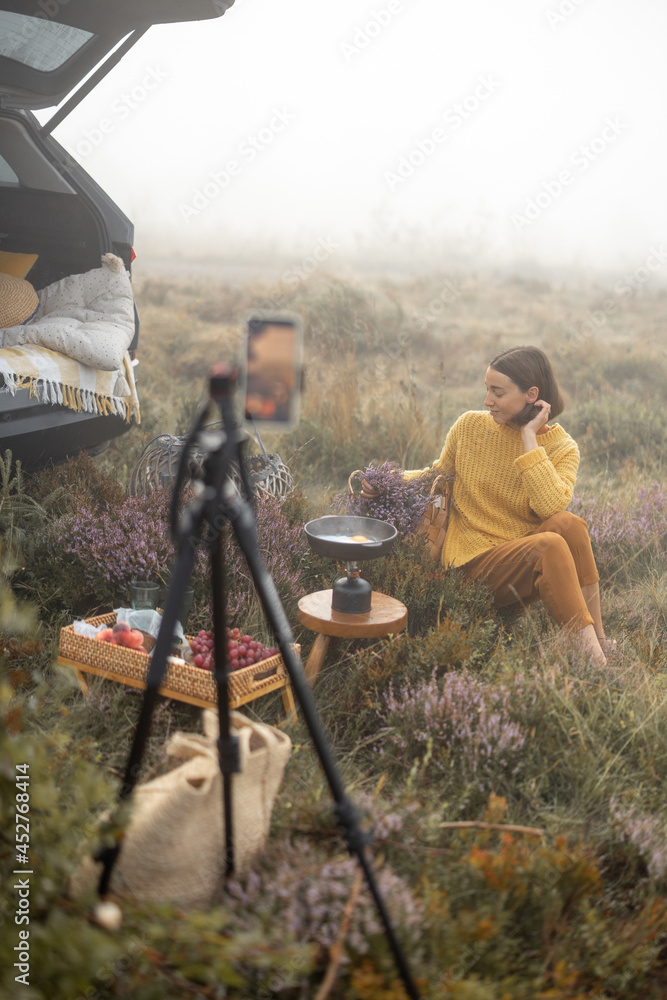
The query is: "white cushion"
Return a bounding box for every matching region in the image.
[0,255,134,371]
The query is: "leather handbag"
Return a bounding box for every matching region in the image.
[414,474,451,562]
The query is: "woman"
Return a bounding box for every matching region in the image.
[383,346,610,665]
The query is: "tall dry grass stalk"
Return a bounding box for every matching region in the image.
[301,351,360,448]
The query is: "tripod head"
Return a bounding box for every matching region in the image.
[209,361,240,399]
[169,364,253,550]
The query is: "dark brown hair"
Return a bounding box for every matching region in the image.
[488,345,565,422]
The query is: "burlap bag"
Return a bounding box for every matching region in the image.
[108,710,291,907]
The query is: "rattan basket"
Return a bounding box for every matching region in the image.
[58,613,291,705]
[129,430,294,501]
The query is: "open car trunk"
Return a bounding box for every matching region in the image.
[0,0,236,470]
[0,112,134,291]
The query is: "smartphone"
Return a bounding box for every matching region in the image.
[242,312,303,432]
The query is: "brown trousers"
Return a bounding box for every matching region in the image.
[460,511,599,630]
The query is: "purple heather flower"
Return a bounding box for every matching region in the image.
[570,483,666,571]
[47,488,309,622]
[378,668,530,788]
[332,461,435,537]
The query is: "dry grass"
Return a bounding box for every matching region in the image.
[100,267,667,495]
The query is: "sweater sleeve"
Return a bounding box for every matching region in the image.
[403,415,460,481]
[514,438,579,518]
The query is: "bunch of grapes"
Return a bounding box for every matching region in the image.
[189,627,278,672]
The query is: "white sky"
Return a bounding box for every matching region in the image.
[41,0,667,275]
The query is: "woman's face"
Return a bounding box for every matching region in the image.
[484,367,538,425]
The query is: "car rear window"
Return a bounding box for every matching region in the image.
[0,13,93,71]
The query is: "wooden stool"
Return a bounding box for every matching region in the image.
[297,589,408,684]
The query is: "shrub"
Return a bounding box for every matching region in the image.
[570,482,666,584]
[0,669,126,1000]
[316,613,497,754]
[26,450,126,511]
[609,797,667,881]
[362,537,495,635]
[377,668,531,790]
[418,795,667,998]
[0,667,318,1000]
[299,278,403,355]
[223,840,423,965]
[592,349,667,402]
[51,488,179,599]
[26,487,311,625]
[566,398,667,472]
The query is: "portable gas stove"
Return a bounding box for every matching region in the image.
[303,515,398,613]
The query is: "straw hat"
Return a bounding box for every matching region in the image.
[0,272,39,328]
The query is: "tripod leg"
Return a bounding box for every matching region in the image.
[210,529,240,878]
[96,537,199,897]
[225,487,421,1000]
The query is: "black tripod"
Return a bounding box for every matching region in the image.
[97,365,420,1000]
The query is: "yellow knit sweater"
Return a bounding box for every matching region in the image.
[405,410,580,568]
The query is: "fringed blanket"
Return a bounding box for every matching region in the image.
[0,344,140,422]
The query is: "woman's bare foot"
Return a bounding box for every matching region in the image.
[597,636,618,656]
[577,624,607,666]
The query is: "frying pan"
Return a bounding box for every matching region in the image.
[304,515,398,562]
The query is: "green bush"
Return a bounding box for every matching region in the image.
[363,537,495,635]
[316,613,496,761]
[414,795,667,999]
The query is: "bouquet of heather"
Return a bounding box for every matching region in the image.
[334,461,434,538]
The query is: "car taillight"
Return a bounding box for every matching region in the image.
[130,247,136,263]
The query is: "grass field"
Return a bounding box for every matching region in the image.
[1,263,666,998]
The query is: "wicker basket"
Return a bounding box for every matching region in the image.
[58,613,292,705]
[129,430,294,501]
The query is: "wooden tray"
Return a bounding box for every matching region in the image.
[57,612,297,714]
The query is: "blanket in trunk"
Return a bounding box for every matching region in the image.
[0,344,140,422]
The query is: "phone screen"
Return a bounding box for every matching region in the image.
[243,313,303,431]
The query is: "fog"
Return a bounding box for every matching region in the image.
[40,0,667,280]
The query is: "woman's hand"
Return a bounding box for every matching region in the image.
[521,399,551,450]
[361,478,380,498]
[526,399,551,432]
